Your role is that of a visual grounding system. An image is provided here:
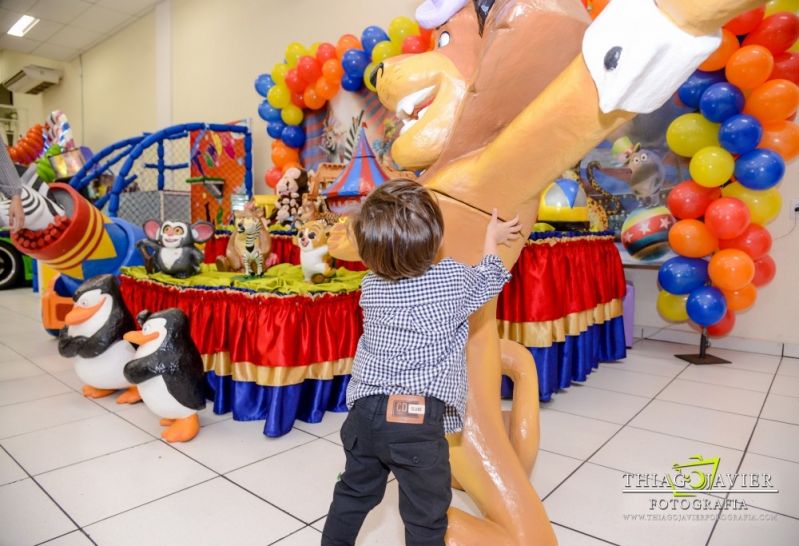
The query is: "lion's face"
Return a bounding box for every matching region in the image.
[375,8,481,170]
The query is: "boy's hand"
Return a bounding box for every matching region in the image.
[8,195,25,232]
[488,209,521,247]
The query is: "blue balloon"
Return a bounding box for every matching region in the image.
[658,257,709,295]
[719,114,763,155]
[734,149,786,190]
[254,74,274,97]
[699,82,745,123]
[341,49,370,77]
[361,26,389,55]
[341,74,364,92]
[258,100,282,123]
[687,286,727,327]
[267,120,286,139]
[281,125,306,149]
[678,70,726,109]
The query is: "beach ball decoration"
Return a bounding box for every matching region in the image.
[659,5,799,336]
[621,207,675,261]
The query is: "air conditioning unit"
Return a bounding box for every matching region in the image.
[2,65,62,94]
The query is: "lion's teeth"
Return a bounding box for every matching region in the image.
[396,86,435,119]
[400,118,418,135]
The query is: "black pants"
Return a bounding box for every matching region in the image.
[322,395,451,546]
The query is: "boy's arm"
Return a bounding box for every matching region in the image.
[461,255,512,316]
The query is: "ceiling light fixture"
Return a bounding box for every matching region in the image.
[7,15,40,37]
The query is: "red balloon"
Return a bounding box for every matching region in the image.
[704,197,751,239]
[771,52,799,85]
[316,42,338,64]
[297,56,321,83]
[752,254,777,286]
[718,223,772,259]
[667,180,721,219]
[724,7,765,35]
[266,167,282,189]
[707,310,736,337]
[743,13,799,54]
[284,68,306,93]
[402,35,427,54]
[291,91,306,109]
[419,27,434,49]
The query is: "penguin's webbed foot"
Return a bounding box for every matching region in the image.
[82,385,115,399]
[115,386,142,405]
[161,414,200,443]
[159,418,175,426]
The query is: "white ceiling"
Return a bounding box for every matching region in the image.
[0,0,160,61]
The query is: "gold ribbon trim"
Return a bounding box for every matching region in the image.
[497,298,623,348]
[526,233,616,246]
[202,352,353,387]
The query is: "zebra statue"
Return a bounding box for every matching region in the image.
[0,185,64,231]
[234,212,266,276]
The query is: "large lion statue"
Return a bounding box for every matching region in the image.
[330,0,763,544]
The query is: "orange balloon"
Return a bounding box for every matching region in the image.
[700,29,740,71]
[271,145,299,169]
[668,219,719,258]
[709,249,755,291]
[336,34,362,59]
[726,46,775,89]
[283,161,303,171]
[315,77,340,100]
[760,120,799,160]
[303,86,326,110]
[744,79,799,123]
[721,283,758,312]
[322,59,344,81]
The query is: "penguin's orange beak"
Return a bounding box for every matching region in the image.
[123,330,159,345]
[64,298,106,326]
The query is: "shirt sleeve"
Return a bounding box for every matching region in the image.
[0,145,22,198]
[461,255,512,316]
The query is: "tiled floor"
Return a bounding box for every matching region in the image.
[1,287,797,545]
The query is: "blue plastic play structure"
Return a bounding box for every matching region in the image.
[70,122,253,217]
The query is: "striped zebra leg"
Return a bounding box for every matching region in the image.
[0,186,65,231]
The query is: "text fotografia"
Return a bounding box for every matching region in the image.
[621,454,778,512]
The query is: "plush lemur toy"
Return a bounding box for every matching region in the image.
[294,219,335,283]
[136,220,215,278]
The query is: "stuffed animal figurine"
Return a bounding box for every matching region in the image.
[123,308,206,443]
[136,220,215,278]
[295,219,335,283]
[216,204,278,275]
[57,274,141,404]
[271,166,309,227]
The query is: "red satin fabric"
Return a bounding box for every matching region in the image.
[497,237,626,322]
[119,276,363,368]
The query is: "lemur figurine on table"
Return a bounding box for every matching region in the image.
[136,220,215,278]
[295,220,335,284]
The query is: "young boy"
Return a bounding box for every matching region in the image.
[322,179,520,546]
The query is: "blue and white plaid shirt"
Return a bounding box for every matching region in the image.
[347,255,511,433]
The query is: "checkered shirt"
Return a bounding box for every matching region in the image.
[347,254,511,433]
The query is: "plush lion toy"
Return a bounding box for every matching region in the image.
[330,1,764,544]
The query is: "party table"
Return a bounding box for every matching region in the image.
[122,231,626,437]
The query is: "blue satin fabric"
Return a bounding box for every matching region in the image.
[501,315,627,402]
[205,371,350,437]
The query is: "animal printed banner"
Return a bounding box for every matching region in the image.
[577,97,692,265]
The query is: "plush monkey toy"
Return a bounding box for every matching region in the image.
[136,220,215,278]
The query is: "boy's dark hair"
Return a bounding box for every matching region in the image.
[354,179,443,281]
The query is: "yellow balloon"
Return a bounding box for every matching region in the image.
[765,0,799,16]
[281,104,304,126]
[309,42,321,56]
[285,42,307,68]
[689,146,735,187]
[667,114,720,157]
[371,41,401,63]
[272,63,289,85]
[267,84,290,109]
[363,62,378,92]
[657,290,689,322]
[388,16,419,44]
[722,182,783,224]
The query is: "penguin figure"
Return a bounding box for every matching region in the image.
[58,275,141,404]
[123,308,206,443]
